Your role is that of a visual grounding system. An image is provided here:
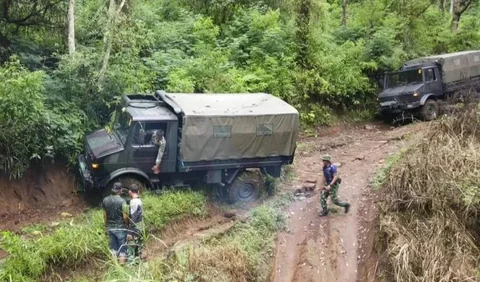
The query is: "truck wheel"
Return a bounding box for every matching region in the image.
[227,171,263,204]
[103,176,145,199]
[420,99,438,121]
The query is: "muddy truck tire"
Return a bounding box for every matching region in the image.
[227,171,263,204]
[419,99,439,121]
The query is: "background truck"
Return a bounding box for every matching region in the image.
[78,91,299,203]
[378,50,480,121]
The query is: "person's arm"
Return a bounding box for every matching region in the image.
[122,202,129,226]
[104,210,108,230]
[155,138,166,166]
[326,166,339,190]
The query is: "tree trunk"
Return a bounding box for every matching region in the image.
[451,13,460,31]
[341,0,348,26]
[439,0,446,11]
[450,0,473,32]
[98,0,126,89]
[67,0,76,55]
[295,0,311,69]
[450,0,454,14]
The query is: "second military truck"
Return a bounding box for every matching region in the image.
[378,50,480,120]
[78,91,299,203]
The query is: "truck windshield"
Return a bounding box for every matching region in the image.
[113,111,131,144]
[386,69,423,88]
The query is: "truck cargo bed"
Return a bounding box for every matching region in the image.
[158,92,300,163]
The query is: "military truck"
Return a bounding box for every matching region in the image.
[378,50,480,121]
[78,91,299,203]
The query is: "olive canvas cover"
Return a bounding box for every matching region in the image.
[164,93,299,162]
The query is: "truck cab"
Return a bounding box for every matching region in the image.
[78,95,179,192]
[379,63,442,121]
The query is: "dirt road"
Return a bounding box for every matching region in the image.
[271,123,418,282]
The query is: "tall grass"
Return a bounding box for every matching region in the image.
[377,105,480,282]
[0,191,206,282]
[96,193,293,282]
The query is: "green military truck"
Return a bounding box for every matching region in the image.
[78,91,299,203]
[378,50,480,121]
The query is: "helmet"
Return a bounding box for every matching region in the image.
[322,155,332,162]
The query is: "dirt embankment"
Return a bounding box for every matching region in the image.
[0,160,86,232]
[271,123,421,282]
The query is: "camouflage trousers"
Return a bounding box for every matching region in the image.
[320,183,348,212]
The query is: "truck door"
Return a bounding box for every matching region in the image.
[129,121,173,173]
[424,68,443,97]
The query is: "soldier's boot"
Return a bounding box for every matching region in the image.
[319,210,329,217]
[344,203,350,214]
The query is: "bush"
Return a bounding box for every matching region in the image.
[377,105,480,281]
[0,191,206,281]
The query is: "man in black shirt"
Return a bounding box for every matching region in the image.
[102,182,129,264]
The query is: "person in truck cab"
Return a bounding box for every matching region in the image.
[150,129,166,174]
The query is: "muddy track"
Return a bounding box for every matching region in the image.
[271,123,420,282]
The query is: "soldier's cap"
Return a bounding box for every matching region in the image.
[322,155,332,162]
[112,182,123,192]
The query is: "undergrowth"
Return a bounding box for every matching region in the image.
[97,193,293,282]
[0,191,206,282]
[371,150,405,191]
[377,104,480,282]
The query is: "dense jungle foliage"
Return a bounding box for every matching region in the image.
[1,0,479,177]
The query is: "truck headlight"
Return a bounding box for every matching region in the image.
[413,92,418,97]
[91,163,99,169]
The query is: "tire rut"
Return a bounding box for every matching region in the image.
[271,124,417,282]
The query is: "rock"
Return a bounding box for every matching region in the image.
[61,212,73,218]
[224,211,236,218]
[364,125,375,130]
[237,215,248,223]
[50,221,60,227]
[303,183,316,191]
[305,179,317,184]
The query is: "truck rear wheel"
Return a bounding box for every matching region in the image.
[420,99,438,121]
[227,171,263,204]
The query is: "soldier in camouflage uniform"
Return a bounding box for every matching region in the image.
[319,155,350,217]
[151,129,166,174]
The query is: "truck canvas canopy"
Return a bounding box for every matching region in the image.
[162,93,299,162]
[404,50,480,84]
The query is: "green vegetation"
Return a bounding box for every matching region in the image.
[87,193,293,281]
[1,0,480,177]
[371,151,405,190]
[377,105,480,281]
[0,191,206,282]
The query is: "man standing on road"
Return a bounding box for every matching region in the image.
[151,129,166,174]
[103,182,129,264]
[128,184,144,259]
[319,155,350,217]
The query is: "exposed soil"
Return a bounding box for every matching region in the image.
[0,122,423,282]
[0,160,87,232]
[271,122,422,282]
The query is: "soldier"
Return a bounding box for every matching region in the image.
[102,182,129,264]
[319,155,350,217]
[127,184,144,259]
[150,129,166,174]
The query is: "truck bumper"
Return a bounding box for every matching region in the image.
[78,154,94,189]
[378,101,421,114]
